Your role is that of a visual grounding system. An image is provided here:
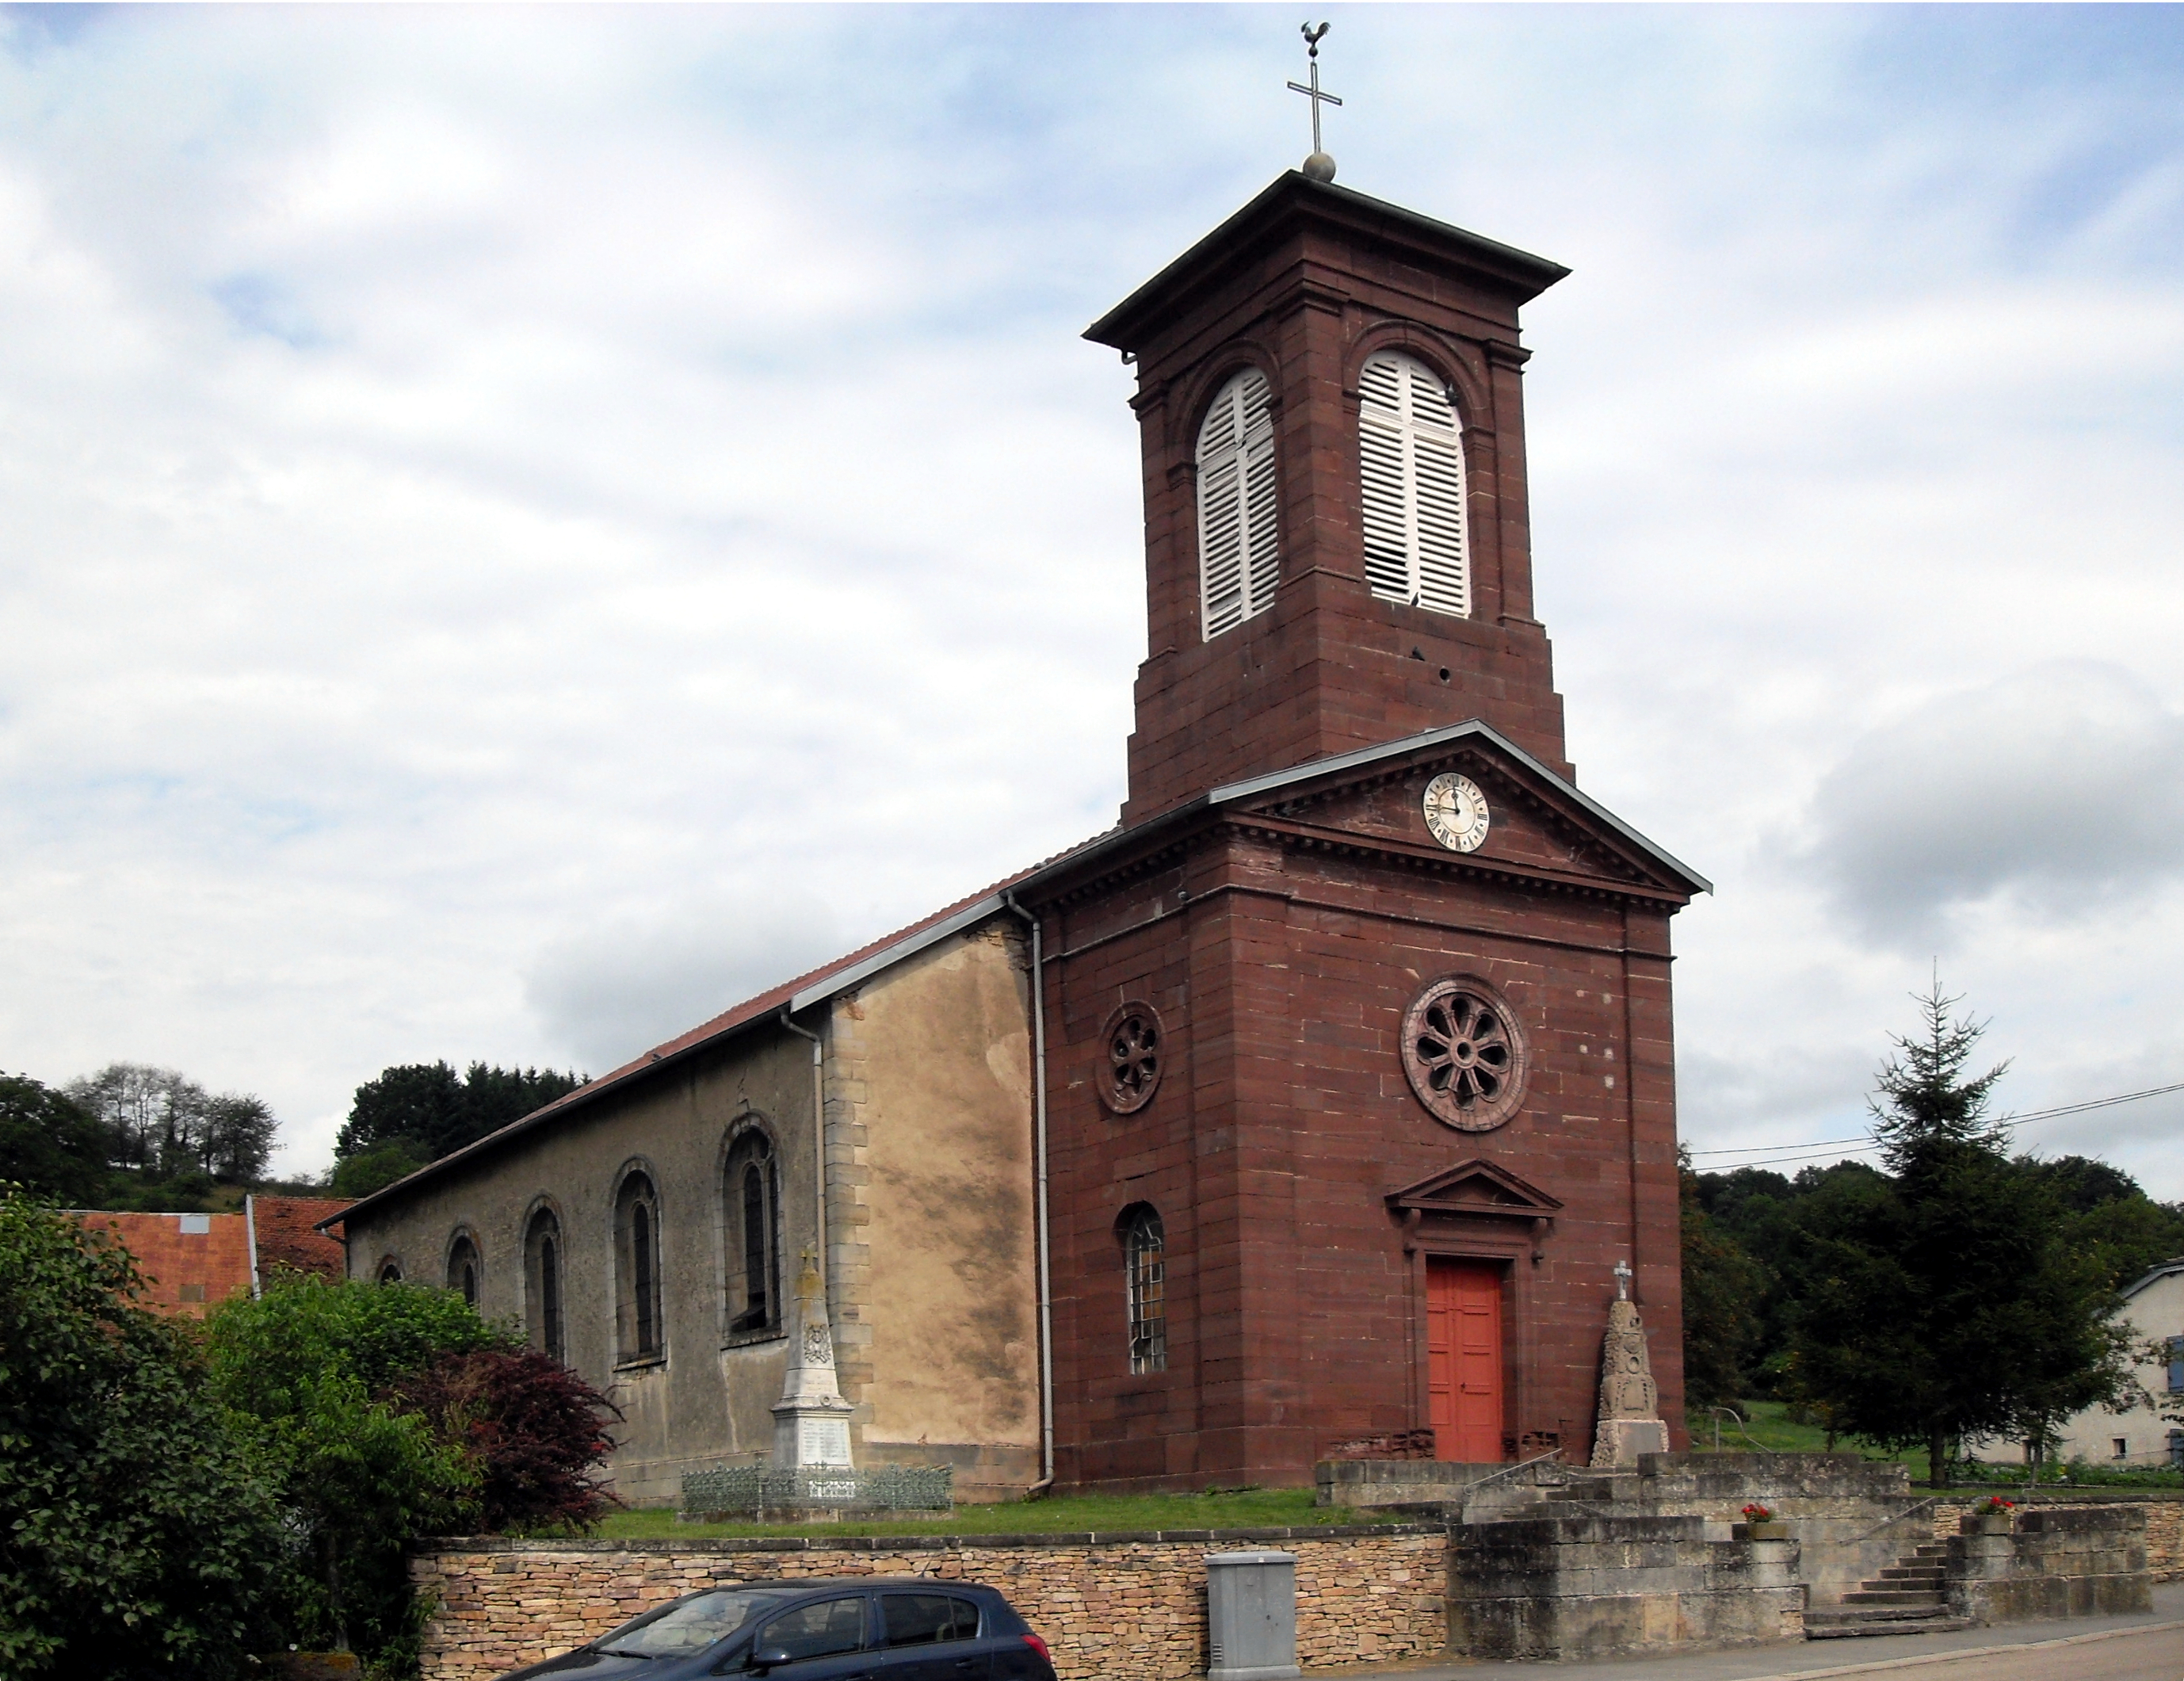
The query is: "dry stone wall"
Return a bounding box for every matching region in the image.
[410,1526,1446,1681]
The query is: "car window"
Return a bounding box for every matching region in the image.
[598,1588,785,1656]
[757,1595,867,1661]
[880,1594,981,1648]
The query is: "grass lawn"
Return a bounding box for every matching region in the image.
[593,1486,1353,1541]
[1681,1400,1928,1473]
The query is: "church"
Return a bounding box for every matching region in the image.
[331,166,1709,1506]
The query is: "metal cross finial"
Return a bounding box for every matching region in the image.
[1287,22,1342,180]
[1613,1260,1633,1301]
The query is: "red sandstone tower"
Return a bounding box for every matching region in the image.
[1025,173,1707,1489]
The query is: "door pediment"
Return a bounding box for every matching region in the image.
[1388,1160,1561,1259]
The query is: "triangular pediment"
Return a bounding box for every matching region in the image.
[1212,720,1708,901]
[1386,1159,1564,1218]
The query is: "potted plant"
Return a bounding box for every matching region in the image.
[1962,1495,2016,1535]
[1736,1501,1791,1541]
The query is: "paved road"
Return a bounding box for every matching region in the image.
[1878,1622,2184,1680]
[1337,1584,2184,1681]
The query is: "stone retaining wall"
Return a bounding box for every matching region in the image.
[1934,1494,2182,1581]
[1944,1506,2154,1624]
[409,1527,1446,1681]
[1447,1515,1804,1661]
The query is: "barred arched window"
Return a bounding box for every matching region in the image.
[1195,368,1279,639]
[525,1205,565,1363]
[445,1232,480,1308]
[1358,350,1471,617]
[376,1256,403,1285]
[724,1129,782,1336]
[615,1171,663,1362]
[1119,1204,1166,1374]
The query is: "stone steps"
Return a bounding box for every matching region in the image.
[1806,1608,1973,1640]
[1806,1538,1966,1640]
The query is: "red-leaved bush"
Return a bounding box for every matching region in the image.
[392,1347,622,1533]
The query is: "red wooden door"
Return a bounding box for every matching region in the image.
[1426,1258,1506,1462]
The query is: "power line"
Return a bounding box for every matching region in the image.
[1686,1078,2184,1173]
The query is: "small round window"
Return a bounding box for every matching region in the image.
[1400,976,1528,1132]
[1099,1002,1164,1115]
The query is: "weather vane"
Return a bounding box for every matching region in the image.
[1287,22,1342,183]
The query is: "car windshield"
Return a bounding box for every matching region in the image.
[598,1589,787,1656]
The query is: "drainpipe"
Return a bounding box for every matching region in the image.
[245,1194,262,1299]
[1003,890,1056,1499]
[778,1009,827,1294]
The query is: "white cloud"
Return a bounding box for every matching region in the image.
[1801,663,2184,940]
[0,6,2181,1195]
[524,888,845,1077]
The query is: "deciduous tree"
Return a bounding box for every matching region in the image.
[0,1186,281,1677]
[0,1076,108,1205]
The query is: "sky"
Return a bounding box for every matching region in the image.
[2,3,2182,1194]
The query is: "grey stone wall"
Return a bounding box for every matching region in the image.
[339,918,1041,1505]
[1447,1515,1803,1660]
[1946,1506,2155,1624]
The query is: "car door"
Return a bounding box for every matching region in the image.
[743,1594,876,1681]
[871,1591,989,1681]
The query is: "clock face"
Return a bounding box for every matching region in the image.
[1422,772,1491,854]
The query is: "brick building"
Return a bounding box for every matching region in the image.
[75,1194,348,1318]
[331,170,1707,1500]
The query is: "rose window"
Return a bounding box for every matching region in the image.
[1101,1003,1163,1115]
[1400,977,1528,1132]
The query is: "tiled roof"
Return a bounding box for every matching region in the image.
[250,1196,349,1282]
[77,1211,254,1319]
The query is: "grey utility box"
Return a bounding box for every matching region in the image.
[1205,1549,1300,1681]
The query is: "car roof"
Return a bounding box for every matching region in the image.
[694,1577,998,1595]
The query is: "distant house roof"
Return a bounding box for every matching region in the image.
[71,1196,351,1317]
[249,1195,349,1285]
[326,718,1709,1231]
[76,1210,254,1318]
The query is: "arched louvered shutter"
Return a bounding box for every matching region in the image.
[1358,350,1472,617]
[1196,369,1279,639]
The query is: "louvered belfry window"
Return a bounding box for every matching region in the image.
[1358,350,1472,617]
[1194,368,1279,639]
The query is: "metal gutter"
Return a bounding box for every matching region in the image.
[1003,891,1056,1498]
[788,893,1010,1013]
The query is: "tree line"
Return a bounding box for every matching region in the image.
[1681,985,2184,1484]
[0,1058,586,1210]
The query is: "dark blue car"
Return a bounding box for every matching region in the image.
[498,1576,1059,1681]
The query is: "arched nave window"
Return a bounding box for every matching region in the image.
[615,1171,663,1362]
[724,1129,782,1337]
[445,1232,480,1308]
[524,1206,565,1364]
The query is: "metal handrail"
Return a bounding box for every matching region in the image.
[1846,1494,1941,1546]
[1705,1406,1772,1457]
[1456,1446,1565,1522]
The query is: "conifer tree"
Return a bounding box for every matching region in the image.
[1790,982,2135,1486]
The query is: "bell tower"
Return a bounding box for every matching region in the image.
[1086,173,1574,827]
